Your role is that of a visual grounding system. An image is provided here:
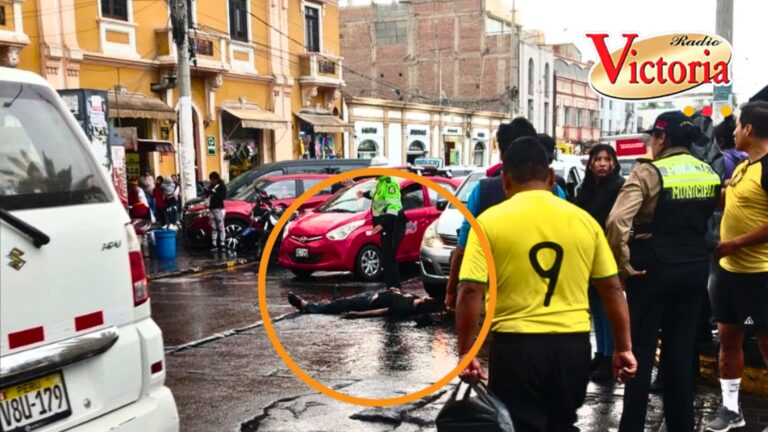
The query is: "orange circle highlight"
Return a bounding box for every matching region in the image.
[257,167,497,407]
[683,105,695,117]
[720,105,733,117]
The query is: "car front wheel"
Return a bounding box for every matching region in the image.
[355,245,383,281]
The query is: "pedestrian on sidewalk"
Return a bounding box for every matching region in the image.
[140,170,156,215]
[128,179,151,221]
[287,287,441,319]
[456,138,636,431]
[205,172,227,250]
[444,118,538,311]
[153,176,167,226]
[606,111,722,432]
[575,143,625,383]
[163,176,180,228]
[705,101,768,432]
[357,174,406,289]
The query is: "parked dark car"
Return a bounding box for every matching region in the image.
[183,159,372,211]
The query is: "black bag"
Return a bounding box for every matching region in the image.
[435,381,515,432]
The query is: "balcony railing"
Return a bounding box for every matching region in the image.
[299,52,343,84]
[154,28,254,74]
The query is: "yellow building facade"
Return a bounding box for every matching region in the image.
[2,0,347,182]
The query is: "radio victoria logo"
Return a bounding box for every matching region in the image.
[586,32,732,100]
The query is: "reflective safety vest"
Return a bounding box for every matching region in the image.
[372,176,403,217]
[636,153,721,264]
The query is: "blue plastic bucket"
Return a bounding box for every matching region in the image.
[154,229,177,260]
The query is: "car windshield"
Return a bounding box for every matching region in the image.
[316,181,375,213]
[226,171,260,198]
[449,172,484,207]
[0,82,110,210]
[231,178,297,202]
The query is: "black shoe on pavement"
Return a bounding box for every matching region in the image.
[288,292,305,312]
[704,406,745,432]
[590,357,614,384]
[590,353,604,372]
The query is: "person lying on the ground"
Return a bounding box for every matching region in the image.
[287,288,442,319]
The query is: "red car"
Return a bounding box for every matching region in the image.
[278,176,461,280]
[184,174,334,249]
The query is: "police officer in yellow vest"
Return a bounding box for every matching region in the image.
[606,111,722,431]
[358,175,406,288]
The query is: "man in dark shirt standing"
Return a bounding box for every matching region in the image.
[206,171,227,250]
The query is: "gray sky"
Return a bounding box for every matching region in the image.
[512,0,766,102]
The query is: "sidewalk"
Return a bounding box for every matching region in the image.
[143,235,257,280]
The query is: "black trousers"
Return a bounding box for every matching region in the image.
[379,213,406,288]
[489,332,591,432]
[619,247,708,432]
[305,292,376,314]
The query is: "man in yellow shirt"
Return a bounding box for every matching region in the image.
[456,137,636,432]
[706,100,768,432]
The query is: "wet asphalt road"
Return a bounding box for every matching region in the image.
[149,263,768,432]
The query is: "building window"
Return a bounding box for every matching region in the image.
[305,4,321,52]
[608,119,613,134]
[485,16,510,35]
[564,107,571,126]
[375,21,407,45]
[544,63,550,97]
[357,140,379,159]
[571,108,578,126]
[229,0,248,42]
[528,59,534,95]
[601,98,604,108]
[473,142,486,167]
[0,6,5,26]
[101,0,128,20]
[601,119,604,132]
[406,140,427,164]
[527,99,534,122]
[544,102,550,133]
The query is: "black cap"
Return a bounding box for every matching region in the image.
[640,111,695,136]
[749,84,768,102]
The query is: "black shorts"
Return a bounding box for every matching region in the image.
[709,263,768,331]
[488,332,591,432]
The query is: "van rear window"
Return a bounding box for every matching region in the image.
[0,82,110,210]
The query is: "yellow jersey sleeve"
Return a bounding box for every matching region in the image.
[590,220,619,280]
[459,221,489,285]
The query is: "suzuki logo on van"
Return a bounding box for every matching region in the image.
[101,241,122,251]
[7,248,26,270]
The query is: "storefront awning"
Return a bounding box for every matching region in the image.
[222,103,287,130]
[137,139,175,154]
[295,110,352,133]
[108,91,176,121]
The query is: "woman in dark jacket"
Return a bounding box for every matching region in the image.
[576,143,625,382]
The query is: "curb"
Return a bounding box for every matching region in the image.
[147,257,256,281]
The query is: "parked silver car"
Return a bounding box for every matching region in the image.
[419,170,485,298]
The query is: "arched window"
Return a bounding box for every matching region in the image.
[528,58,535,95]
[406,140,427,164]
[544,63,550,96]
[473,142,486,167]
[356,140,379,159]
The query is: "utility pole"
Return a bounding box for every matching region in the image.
[713,0,734,124]
[171,0,197,204]
[433,48,446,105]
[510,0,520,117]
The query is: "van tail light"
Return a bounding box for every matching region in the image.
[125,223,149,306]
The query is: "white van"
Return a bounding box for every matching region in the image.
[0,69,178,431]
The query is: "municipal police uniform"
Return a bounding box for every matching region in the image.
[606,112,722,432]
[369,176,406,288]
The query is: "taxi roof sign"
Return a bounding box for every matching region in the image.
[413,157,443,168]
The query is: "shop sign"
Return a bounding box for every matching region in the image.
[443,127,462,136]
[207,136,216,156]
